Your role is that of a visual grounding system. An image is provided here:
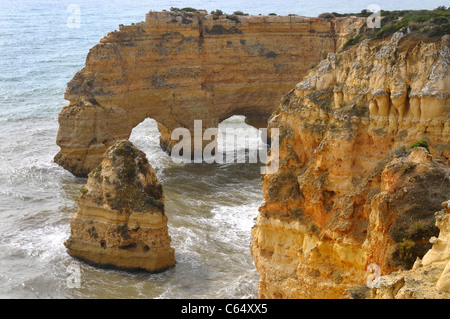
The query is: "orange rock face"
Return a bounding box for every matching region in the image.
[250,33,450,299]
[64,140,175,272]
[54,11,363,176]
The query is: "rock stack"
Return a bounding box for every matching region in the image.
[64,140,175,272]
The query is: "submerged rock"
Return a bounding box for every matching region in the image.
[64,140,175,272]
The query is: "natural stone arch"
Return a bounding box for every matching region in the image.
[54,11,360,176]
[128,118,164,155]
[132,114,267,165]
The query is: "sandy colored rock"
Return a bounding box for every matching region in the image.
[422,201,450,267]
[250,32,450,299]
[437,261,450,293]
[54,11,364,176]
[64,140,175,272]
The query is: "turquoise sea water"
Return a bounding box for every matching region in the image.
[0,0,447,299]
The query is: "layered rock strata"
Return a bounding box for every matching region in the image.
[64,140,175,272]
[250,33,449,298]
[54,11,364,176]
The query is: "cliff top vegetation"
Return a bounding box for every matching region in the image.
[330,6,450,49]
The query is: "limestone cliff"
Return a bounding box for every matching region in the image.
[250,32,449,298]
[54,11,363,176]
[64,140,175,272]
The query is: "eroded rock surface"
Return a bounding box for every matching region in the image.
[250,33,450,299]
[64,140,175,272]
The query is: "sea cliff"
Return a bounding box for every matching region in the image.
[250,32,449,298]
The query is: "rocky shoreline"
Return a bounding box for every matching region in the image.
[57,9,449,298]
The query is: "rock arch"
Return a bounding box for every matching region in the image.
[54,11,360,176]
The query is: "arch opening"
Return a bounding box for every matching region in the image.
[216,115,269,166]
[128,115,270,168]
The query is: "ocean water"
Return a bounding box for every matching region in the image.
[0,0,447,299]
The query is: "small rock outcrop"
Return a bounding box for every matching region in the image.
[64,140,175,272]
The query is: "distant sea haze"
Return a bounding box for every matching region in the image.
[0,0,448,298]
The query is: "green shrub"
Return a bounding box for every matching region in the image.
[434,6,448,11]
[342,34,363,49]
[225,14,240,23]
[211,9,223,15]
[428,23,450,37]
[170,7,205,13]
[373,23,406,38]
[357,9,372,18]
[431,16,449,24]
[318,12,335,19]
[402,162,416,174]
[114,143,131,156]
[180,7,199,13]
[93,163,102,178]
[80,186,88,197]
[412,15,430,23]
[397,239,416,261]
[409,139,430,152]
